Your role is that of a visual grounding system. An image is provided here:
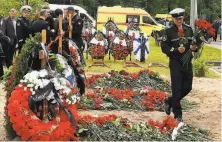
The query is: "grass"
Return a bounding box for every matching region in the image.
[84,37,221,78]
[199,45,221,61]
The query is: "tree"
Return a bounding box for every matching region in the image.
[0,0,47,17]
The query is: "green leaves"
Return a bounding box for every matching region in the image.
[0,0,47,17]
[112,117,121,126]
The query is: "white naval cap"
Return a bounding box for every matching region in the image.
[20,5,32,13]
[169,8,185,18]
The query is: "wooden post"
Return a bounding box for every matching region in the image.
[40,30,47,69]
[40,29,48,123]
[68,14,72,38]
[58,15,63,54]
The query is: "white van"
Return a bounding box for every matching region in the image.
[49,4,96,27]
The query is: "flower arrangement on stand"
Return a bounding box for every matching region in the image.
[88,32,108,60]
[111,30,129,60]
[90,44,105,59]
[112,43,129,60]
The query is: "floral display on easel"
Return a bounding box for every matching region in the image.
[88,32,108,59]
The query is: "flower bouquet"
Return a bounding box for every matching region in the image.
[112,43,129,60]
[181,19,215,66]
[88,34,107,59]
[89,44,105,59]
[111,32,129,60]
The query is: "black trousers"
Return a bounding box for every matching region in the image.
[214,30,218,41]
[0,61,3,78]
[7,44,15,67]
[167,59,193,119]
[2,43,11,68]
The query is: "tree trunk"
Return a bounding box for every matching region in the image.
[168,0,171,13]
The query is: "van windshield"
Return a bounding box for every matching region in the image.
[149,16,159,25]
[143,16,158,25]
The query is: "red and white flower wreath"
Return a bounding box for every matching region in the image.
[7,85,79,141]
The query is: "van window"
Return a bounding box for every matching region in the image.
[126,15,140,23]
[143,16,156,25]
[80,13,88,20]
[80,13,93,23]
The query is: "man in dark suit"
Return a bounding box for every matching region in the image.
[42,6,55,32]
[0,15,10,78]
[32,9,51,44]
[54,9,68,36]
[3,9,17,66]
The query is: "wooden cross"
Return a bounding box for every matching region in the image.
[58,15,63,54]
[39,30,47,69]
[68,14,72,39]
[39,29,49,123]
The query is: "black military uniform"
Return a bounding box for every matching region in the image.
[161,8,196,122]
[71,14,84,51]
[32,18,51,44]
[16,16,31,53]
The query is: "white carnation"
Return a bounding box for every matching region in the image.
[39,69,48,78]
[27,84,34,88]
[42,79,50,87]
[35,85,39,90]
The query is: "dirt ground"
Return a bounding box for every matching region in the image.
[0,77,221,140]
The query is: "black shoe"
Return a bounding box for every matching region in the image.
[176,117,183,122]
[164,98,171,115]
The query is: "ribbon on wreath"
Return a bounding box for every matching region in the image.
[41,42,49,60]
[28,81,76,126]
